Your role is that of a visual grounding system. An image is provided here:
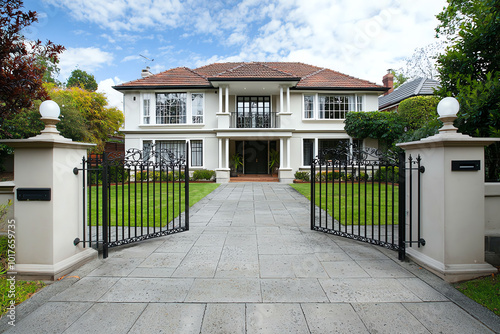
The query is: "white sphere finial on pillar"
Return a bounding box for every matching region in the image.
[437,97,459,134]
[36,100,65,139]
[39,100,61,118]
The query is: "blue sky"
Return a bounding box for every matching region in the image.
[23,0,448,110]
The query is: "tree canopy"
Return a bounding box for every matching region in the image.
[0,0,64,127]
[66,69,98,92]
[436,0,500,180]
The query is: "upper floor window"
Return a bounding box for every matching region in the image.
[156,93,186,124]
[143,94,151,124]
[319,95,352,119]
[303,94,362,120]
[142,92,204,125]
[304,95,314,119]
[191,93,204,124]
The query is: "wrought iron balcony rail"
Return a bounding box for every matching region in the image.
[230,111,278,128]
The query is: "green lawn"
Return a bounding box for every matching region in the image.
[88,182,219,227]
[291,182,399,226]
[455,274,500,316]
[0,237,45,316]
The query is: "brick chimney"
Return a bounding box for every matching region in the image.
[141,66,153,78]
[382,69,394,96]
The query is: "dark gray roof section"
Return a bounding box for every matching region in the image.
[378,77,440,110]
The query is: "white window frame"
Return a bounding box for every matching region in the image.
[141,92,204,125]
[302,93,364,120]
[189,138,204,168]
[141,93,153,125]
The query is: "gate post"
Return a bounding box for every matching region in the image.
[310,161,315,230]
[397,97,500,282]
[398,152,406,261]
[102,153,109,259]
[0,101,97,280]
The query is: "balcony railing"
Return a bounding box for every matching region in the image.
[230,112,278,128]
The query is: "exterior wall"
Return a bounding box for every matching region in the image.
[485,183,500,235]
[121,86,382,179]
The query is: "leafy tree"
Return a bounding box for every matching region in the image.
[66,69,98,92]
[398,96,440,131]
[435,0,500,180]
[0,0,64,130]
[49,85,123,152]
[344,111,405,147]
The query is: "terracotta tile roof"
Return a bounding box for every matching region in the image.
[208,62,297,79]
[114,62,385,91]
[115,67,211,89]
[297,68,382,89]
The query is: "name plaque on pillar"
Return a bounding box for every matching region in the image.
[451,160,480,171]
[17,188,51,201]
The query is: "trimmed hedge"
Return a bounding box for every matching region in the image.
[192,169,215,181]
[373,166,399,182]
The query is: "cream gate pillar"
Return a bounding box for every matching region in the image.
[0,101,97,280]
[398,97,500,282]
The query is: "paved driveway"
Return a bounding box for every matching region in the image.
[2,183,500,333]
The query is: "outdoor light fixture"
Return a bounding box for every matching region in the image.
[39,100,61,118]
[437,96,460,118]
[38,99,62,137]
[437,96,459,134]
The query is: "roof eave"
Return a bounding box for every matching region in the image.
[113,84,214,91]
[293,86,388,92]
[208,77,301,82]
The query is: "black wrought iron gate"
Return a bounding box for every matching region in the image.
[74,144,190,258]
[310,147,424,260]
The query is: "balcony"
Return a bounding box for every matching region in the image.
[230,111,278,128]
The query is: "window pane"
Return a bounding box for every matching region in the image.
[191,140,203,167]
[143,140,153,162]
[304,95,314,118]
[143,99,150,124]
[318,139,350,160]
[156,93,187,124]
[192,93,204,123]
[318,95,352,119]
[156,140,186,163]
[303,139,314,166]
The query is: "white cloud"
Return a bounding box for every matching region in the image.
[98,77,124,110]
[58,47,114,82]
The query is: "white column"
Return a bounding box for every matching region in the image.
[225,138,229,169]
[279,85,283,114]
[286,137,290,168]
[218,138,222,169]
[218,87,223,114]
[225,86,229,113]
[280,138,284,170]
[314,138,319,159]
[286,86,290,113]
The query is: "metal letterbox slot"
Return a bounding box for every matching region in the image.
[451,160,480,171]
[17,188,51,201]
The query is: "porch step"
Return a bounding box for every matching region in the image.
[230,174,279,182]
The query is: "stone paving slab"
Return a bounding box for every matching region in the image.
[2,183,500,333]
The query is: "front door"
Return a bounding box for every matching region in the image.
[235,141,268,174]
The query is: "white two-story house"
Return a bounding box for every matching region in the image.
[113,62,386,183]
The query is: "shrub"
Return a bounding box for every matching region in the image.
[357,171,369,181]
[398,95,440,131]
[294,171,310,181]
[373,166,400,182]
[192,169,215,181]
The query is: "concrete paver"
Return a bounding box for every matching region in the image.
[2,183,500,333]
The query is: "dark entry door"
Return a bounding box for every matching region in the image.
[244,141,268,174]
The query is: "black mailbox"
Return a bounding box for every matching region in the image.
[17,188,51,201]
[451,160,480,171]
